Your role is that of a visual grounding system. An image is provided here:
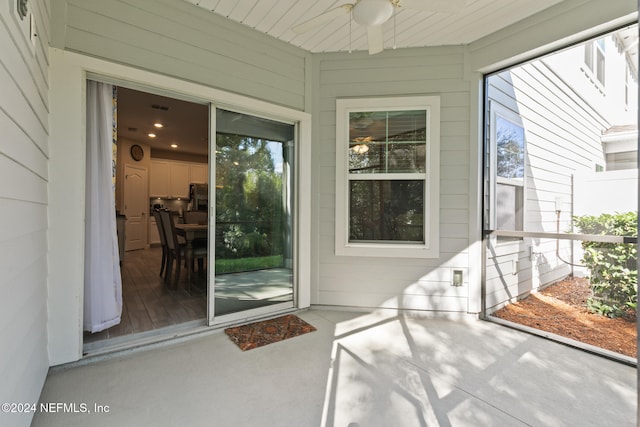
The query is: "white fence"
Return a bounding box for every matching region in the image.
[571,168,637,277]
[574,169,638,216]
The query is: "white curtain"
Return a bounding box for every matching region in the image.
[84,80,123,333]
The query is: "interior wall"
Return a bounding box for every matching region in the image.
[0,1,51,426]
[312,46,474,313]
[151,149,207,164]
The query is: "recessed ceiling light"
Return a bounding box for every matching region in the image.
[154,123,163,128]
[148,133,156,138]
[170,144,178,148]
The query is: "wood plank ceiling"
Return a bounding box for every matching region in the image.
[182,0,566,54]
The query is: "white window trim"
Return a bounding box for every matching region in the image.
[335,95,440,258]
[583,39,606,89]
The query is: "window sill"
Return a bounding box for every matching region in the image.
[336,242,439,259]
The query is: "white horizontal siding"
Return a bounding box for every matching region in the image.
[485,54,609,310]
[484,241,534,311]
[0,1,50,426]
[313,46,472,313]
[0,35,49,156]
[0,156,47,203]
[52,0,308,110]
[0,110,48,178]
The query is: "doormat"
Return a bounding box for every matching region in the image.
[224,314,316,351]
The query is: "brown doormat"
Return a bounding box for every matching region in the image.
[224,314,316,351]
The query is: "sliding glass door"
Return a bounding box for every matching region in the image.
[212,109,295,320]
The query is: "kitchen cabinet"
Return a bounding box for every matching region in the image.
[150,160,192,199]
[169,163,190,198]
[150,161,170,198]
[190,164,208,184]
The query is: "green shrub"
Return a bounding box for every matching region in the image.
[573,212,637,318]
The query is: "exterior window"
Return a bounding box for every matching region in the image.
[584,41,593,71]
[335,96,440,258]
[496,116,525,181]
[585,39,606,86]
[491,105,525,235]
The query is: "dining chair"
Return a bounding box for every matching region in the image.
[182,210,208,255]
[152,209,169,278]
[183,210,208,225]
[159,209,207,290]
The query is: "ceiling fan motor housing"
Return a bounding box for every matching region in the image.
[352,0,394,26]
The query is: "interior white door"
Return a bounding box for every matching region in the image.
[124,164,148,251]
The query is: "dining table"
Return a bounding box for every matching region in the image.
[174,223,208,291]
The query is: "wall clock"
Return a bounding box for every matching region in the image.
[130,144,144,161]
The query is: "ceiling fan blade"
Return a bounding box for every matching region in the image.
[400,0,467,13]
[367,25,384,55]
[291,4,353,34]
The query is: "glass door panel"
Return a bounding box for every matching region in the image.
[213,109,295,318]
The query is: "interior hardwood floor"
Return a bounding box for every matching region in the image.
[83,246,207,346]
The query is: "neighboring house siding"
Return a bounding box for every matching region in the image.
[51,0,308,111]
[0,1,50,427]
[485,59,611,311]
[545,35,637,128]
[313,47,472,313]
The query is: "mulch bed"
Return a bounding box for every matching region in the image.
[491,277,637,358]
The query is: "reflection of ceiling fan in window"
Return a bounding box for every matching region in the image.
[292,0,467,55]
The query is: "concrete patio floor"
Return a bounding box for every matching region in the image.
[31,309,636,426]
